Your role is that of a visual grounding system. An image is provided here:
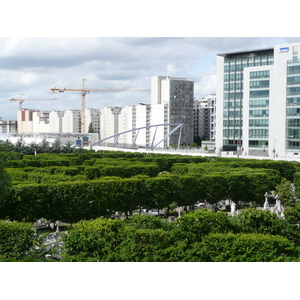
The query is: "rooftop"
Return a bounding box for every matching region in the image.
[217,47,274,57]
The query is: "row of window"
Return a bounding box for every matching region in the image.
[223,119,242,126]
[287,75,300,85]
[287,97,300,106]
[287,118,300,127]
[223,101,242,109]
[223,129,242,138]
[249,119,269,127]
[224,73,243,82]
[249,99,269,108]
[249,109,269,117]
[250,90,269,98]
[250,70,270,79]
[286,128,300,139]
[249,140,268,148]
[249,129,268,138]
[224,62,273,73]
[223,110,242,118]
[224,83,242,91]
[287,65,300,75]
[287,107,300,116]
[287,86,300,96]
[223,92,243,100]
[250,80,269,89]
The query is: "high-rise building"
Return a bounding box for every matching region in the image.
[216,41,300,159]
[151,76,194,147]
[100,104,151,147]
[194,94,216,142]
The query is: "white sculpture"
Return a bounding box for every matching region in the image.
[230,200,236,216]
[273,194,285,218]
[263,192,269,210]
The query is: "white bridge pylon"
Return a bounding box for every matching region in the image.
[91,123,184,149]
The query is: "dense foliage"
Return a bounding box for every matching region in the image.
[1,147,300,261]
[60,210,300,262]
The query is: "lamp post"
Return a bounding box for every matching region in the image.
[273,139,276,159]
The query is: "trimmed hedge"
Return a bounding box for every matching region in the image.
[0,221,35,260]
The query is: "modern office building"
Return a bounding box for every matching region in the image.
[151,76,194,148]
[216,41,300,158]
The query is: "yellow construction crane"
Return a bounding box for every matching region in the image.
[50,78,150,133]
[10,95,58,110]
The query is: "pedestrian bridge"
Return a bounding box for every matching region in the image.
[91,123,184,150]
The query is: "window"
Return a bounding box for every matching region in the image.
[249,109,269,117]
[249,100,269,108]
[249,119,269,127]
[287,87,300,96]
[287,65,300,75]
[250,80,269,89]
[287,76,300,85]
[249,129,269,138]
[250,90,269,98]
[287,97,300,106]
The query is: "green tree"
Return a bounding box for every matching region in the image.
[88,122,95,133]
[0,154,12,208]
[187,232,298,262]
[51,138,62,154]
[231,208,285,235]
[175,209,233,243]
[275,177,295,207]
[38,138,51,153]
[61,218,125,262]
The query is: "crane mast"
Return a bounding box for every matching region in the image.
[51,78,150,133]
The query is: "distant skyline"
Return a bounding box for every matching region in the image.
[1,37,300,121]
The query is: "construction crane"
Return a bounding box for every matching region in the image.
[10,95,59,134]
[50,78,150,133]
[10,95,58,110]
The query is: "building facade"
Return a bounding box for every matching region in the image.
[0,118,17,134]
[19,108,100,137]
[216,42,300,158]
[100,104,151,147]
[194,94,216,143]
[151,76,194,148]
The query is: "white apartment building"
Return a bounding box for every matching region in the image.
[85,108,100,134]
[216,41,300,159]
[100,106,122,143]
[100,104,151,147]
[151,76,194,148]
[17,109,35,133]
[0,118,17,134]
[19,108,100,136]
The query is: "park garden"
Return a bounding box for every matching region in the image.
[1,139,300,261]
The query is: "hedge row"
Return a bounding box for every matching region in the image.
[60,210,299,262]
[6,163,160,183]
[1,168,281,223]
[0,221,37,260]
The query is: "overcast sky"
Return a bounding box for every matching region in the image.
[1,0,299,294]
[2,37,300,121]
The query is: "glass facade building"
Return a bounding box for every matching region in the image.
[221,49,274,150]
[216,42,300,159]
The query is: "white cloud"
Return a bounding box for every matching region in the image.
[1,37,300,121]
